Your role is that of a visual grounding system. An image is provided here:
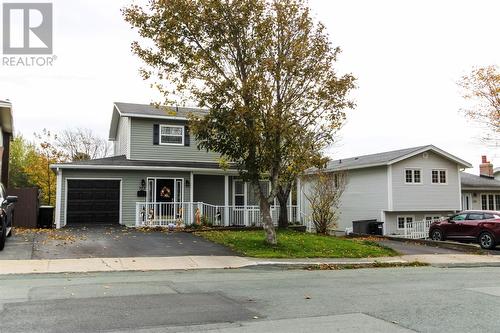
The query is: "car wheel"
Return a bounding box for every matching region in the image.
[0,217,6,251]
[431,229,444,241]
[479,232,496,250]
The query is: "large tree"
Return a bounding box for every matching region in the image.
[124,0,355,244]
[458,65,500,145]
[56,128,111,161]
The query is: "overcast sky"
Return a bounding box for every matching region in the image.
[0,0,498,172]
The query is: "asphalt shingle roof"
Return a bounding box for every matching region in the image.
[324,145,429,171]
[460,172,500,189]
[114,102,208,119]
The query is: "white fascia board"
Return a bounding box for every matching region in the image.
[120,112,188,121]
[388,145,472,169]
[461,187,500,191]
[49,163,239,174]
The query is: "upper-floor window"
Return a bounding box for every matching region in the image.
[431,169,447,184]
[405,169,421,184]
[160,125,184,145]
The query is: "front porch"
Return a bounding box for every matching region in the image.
[136,174,302,227]
[135,201,300,227]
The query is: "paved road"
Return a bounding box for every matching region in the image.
[0,225,235,260]
[1,266,500,332]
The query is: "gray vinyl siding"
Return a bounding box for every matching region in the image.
[113,117,129,157]
[391,151,461,211]
[299,166,389,231]
[129,118,221,162]
[59,169,191,227]
[193,175,225,205]
[337,166,388,230]
[384,211,453,235]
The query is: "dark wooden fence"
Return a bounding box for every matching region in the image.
[7,187,39,228]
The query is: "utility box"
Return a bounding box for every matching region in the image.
[352,219,383,235]
[368,221,384,235]
[38,206,54,228]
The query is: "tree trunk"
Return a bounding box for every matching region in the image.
[260,197,277,245]
[277,186,290,229]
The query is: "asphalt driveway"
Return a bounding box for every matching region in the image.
[0,225,236,260]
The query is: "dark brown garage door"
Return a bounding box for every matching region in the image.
[66,179,120,224]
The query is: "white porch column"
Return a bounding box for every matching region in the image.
[190,172,194,225]
[296,178,302,223]
[288,187,293,222]
[54,168,62,229]
[244,182,248,226]
[224,175,229,226]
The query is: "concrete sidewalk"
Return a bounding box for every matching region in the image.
[2,253,500,275]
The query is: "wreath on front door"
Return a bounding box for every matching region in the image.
[160,186,171,199]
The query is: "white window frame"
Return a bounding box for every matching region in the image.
[397,215,415,230]
[424,215,442,222]
[233,179,246,208]
[481,193,500,211]
[431,168,447,185]
[159,124,184,146]
[404,168,422,184]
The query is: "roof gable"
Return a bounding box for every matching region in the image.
[324,145,472,171]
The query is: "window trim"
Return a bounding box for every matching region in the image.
[233,179,246,207]
[396,215,415,230]
[431,168,448,185]
[404,168,422,185]
[159,124,184,146]
[481,193,500,211]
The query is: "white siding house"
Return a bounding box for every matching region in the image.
[298,145,472,236]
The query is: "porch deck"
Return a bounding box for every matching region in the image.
[136,202,302,228]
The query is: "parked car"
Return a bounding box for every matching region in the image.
[429,210,500,249]
[0,183,17,251]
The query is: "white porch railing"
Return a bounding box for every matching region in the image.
[398,218,437,239]
[135,202,300,227]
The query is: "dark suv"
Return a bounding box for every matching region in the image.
[0,184,17,251]
[429,210,500,249]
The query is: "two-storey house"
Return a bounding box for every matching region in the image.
[51,102,289,228]
[297,145,473,235]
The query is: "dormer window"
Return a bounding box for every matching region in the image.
[159,125,184,145]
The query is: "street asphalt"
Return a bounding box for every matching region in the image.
[1,266,500,332]
[0,225,236,260]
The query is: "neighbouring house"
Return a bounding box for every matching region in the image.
[0,100,13,186]
[461,156,500,211]
[297,145,473,236]
[50,102,296,228]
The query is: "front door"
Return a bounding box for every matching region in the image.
[155,179,175,219]
[462,194,471,210]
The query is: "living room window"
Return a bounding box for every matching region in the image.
[159,124,184,145]
[482,194,500,210]
[405,169,421,184]
[431,169,447,184]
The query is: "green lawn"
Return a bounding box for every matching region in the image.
[195,230,398,258]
